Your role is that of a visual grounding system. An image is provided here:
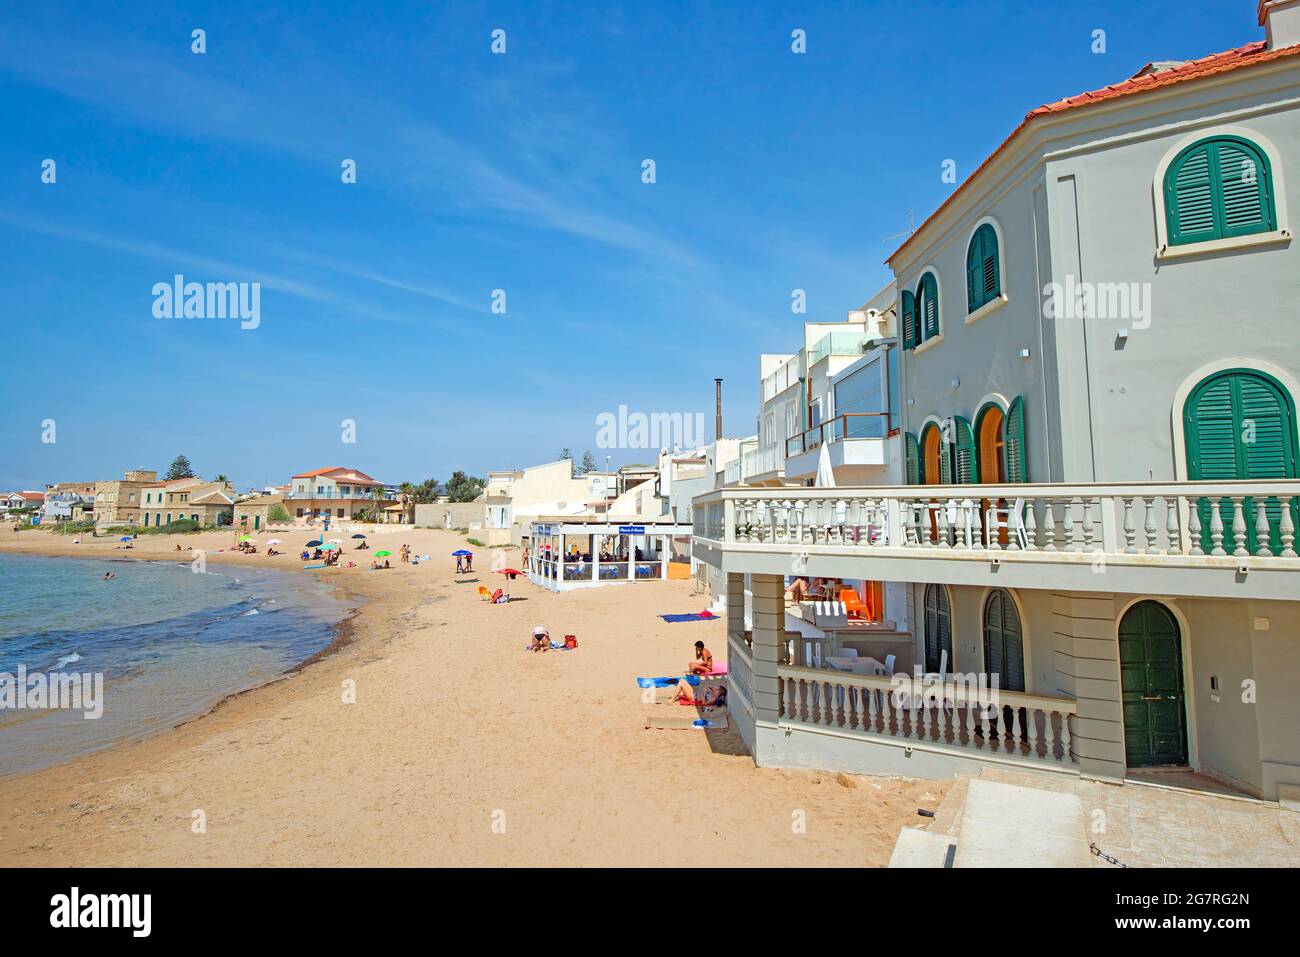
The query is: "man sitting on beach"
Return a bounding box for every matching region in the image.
[687,640,713,675]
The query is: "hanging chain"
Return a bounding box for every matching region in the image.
[1090,842,1129,868]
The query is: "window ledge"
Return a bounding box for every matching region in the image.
[1157,228,1291,260]
[965,293,1009,325]
[911,333,944,356]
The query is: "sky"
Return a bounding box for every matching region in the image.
[0,0,1263,491]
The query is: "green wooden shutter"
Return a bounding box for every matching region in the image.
[1185,370,1298,552]
[901,290,917,350]
[905,431,920,485]
[920,273,939,340]
[924,584,952,674]
[1166,137,1276,246]
[983,589,1025,693]
[966,237,981,313]
[1166,143,1219,245]
[1217,139,1273,237]
[953,416,978,484]
[967,225,1000,312]
[1005,395,1028,483]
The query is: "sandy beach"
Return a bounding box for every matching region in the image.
[0,526,945,867]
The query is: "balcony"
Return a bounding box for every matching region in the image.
[807,330,870,367]
[784,413,894,481]
[692,481,1300,600]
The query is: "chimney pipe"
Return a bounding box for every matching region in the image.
[714,378,723,441]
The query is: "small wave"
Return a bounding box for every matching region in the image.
[242,608,259,616]
[55,652,82,669]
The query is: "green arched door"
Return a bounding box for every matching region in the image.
[982,589,1025,693]
[923,583,952,673]
[1184,369,1298,552]
[1119,601,1187,767]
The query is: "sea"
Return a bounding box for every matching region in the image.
[0,552,353,776]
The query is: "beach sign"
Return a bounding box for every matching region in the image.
[618,525,645,535]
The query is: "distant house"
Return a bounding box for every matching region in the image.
[139,477,234,528]
[1,491,44,521]
[234,492,285,532]
[93,469,158,525]
[283,467,387,522]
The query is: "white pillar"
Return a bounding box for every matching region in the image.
[557,531,565,585]
[627,534,634,581]
[591,532,599,582]
[659,534,669,580]
[751,574,783,725]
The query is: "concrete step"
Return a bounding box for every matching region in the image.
[888,827,957,867]
[927,773,974,838]
[952,778,1093,868]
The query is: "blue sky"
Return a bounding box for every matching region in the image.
[0,0,1263,490]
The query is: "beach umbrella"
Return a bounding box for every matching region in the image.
[351,534,367,539]
[327,538,342,544]
[375,549,392,557]
[451,549,472,556]
[306,540,323,547]
[320,543,340,551]
[239,534,254,541]
[119,536,132,542]
[266,538,282,545]
[495,568,525,577]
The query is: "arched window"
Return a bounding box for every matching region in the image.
[920,421,949,484]
[1184,368,1298,552]
[1165,136,1276,246]
[916,273,940,343]
[923,584,952,674]
[966,224,1001,312]
[975,403,1007,484]
[982,589,1025,692]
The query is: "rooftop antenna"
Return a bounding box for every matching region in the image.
[881,208,917,244]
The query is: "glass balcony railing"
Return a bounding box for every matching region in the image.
[807,332,870,366]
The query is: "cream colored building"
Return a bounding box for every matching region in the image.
[140,477,235,528]
[482,459,615,545]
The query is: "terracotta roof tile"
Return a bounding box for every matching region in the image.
[888,39,1300,264]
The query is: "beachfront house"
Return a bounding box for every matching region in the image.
[694,1,1300,802]
[481,459,615,546]
[282,466,387,522]
[0,491,44,522]
[140,477,235,528]
[234,492,285,531]
[92,469,157,526]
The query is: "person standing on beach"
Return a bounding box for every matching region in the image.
[455,553,465,574]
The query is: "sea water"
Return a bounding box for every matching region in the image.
[0,552,352,776]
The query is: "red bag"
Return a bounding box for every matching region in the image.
[564,634,577,649]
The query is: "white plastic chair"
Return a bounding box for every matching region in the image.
[985,496,1028,549]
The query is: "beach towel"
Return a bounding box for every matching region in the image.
[644,712,730,731]
[636,675,702,689]
[303,564,328,569]
[659,611,718,623]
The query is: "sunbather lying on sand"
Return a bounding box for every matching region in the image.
[671,680,727,707]
[531,626,550,652]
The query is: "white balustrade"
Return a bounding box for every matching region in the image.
[777,665,1078,767]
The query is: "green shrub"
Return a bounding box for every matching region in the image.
[466,538,485,547]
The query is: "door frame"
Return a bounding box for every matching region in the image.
[1115,597,1198,772]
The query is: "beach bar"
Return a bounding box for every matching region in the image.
[528,517,693,592]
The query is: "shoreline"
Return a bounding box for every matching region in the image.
[0,526,945,867]
[0,538,368,778]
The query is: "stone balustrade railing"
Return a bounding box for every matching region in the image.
[779,665,1077,767]
[693,481,1300,561]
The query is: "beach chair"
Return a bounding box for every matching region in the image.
[839,588,872,621]
[985,497,1029,550]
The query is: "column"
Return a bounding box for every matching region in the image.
[591,532,599,582]
[750,573,784,726]
[659,534,669,580]
[556,531,565,585]
[626,535,634,581]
